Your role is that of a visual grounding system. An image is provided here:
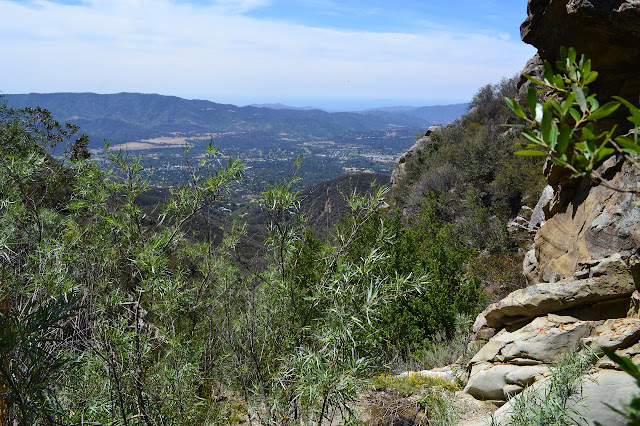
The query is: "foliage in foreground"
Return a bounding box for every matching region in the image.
[0,98,485,424]
[495,350,598,426]
[505,46,640,193]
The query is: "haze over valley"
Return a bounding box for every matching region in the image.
[4,92,468,197]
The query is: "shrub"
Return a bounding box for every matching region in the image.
[496,349,599,426]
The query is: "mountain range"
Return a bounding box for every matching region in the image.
[2,93,468,149]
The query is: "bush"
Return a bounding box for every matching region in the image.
[496,349,599,426]
[393,75,546,256]
[368,372,461,425]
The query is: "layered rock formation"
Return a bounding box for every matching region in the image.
[463,0,640,424]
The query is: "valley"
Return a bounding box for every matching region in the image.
[4,92,465,198]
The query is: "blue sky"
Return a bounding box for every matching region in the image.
[1,0,534,110]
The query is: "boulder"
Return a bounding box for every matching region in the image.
[483,255,637,328]
[465,363,520,400]
[505,365,551,387]
[486,369,640,426]
[581,318,640,351]
[465,315,596,400]
[502,384,524,398]
[470,314,594,366]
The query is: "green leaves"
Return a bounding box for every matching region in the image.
[515,150,547,157]
[573,84,587,113]
[527,86,537,116]
[557,124,571,154]
[541,100,554,145]
[504,97,525,119]
[0,296,82,424]
[614,96,640,126]
[505,46,640,184]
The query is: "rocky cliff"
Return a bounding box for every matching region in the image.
[463,1,640,424]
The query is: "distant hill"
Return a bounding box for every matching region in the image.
[2,93,467,149]
[300,172,390,229]
[361,103,469,125]
[248,103,320,111]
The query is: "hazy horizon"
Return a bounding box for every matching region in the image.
[1,90,472,112]
[2,0,534,109]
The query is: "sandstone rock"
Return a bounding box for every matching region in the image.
[597,342,640,369]
[505,365,550,387]
[582,318,640,351]
[390,137,424,187]
[598,341,640,369]
[483,257,637,328]
[472,315,595,365]
[465,363,519,400]
[468,333,507,365]
[465,363,551,402]
[472,312,487,333]
[502,384,524,398]
[425,125,442,136]
[628,290,640,318]
[500,315,593,364]
[465,315,595,401]
[516,53,544,99]
[391,126,445,188]
[487,369,640,426]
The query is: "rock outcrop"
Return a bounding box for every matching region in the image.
[390,125,442,187]
[464,0,640,422]
[520,0,640,103]
[531,159,640,284]
[472,369,640,426]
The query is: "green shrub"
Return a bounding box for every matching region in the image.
[496,349,599,426]
[368,372,460,425]
[393,75,546,251]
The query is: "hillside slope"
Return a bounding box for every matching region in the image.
[300,172,390,229]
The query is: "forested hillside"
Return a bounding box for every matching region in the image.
[0,72,546,423]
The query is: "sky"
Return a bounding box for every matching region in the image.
[0,0,535,110]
